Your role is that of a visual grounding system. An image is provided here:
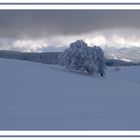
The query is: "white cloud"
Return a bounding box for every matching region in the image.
[1,28,140,52]
[13,39,48,52]
[0,38,48,52]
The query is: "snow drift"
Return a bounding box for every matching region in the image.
[0,58,140,130]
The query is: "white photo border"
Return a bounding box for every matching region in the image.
[0,1,140,138]
[0,0,140,3]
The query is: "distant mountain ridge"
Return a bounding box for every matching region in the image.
[0,48,140,66]
[103,46,140,63]
[0,50,60,64]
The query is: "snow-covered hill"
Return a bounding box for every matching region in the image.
[0,58,140,130]
[104,47,140,63]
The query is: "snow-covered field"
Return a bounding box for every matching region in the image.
[0,58,140,130]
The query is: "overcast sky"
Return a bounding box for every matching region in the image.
[0,10,140,52]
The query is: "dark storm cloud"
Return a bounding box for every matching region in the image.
[0,10,140,39]
[1,10,140,52]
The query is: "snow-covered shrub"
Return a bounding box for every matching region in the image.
[58,40,105,75]
[93,46,106,76]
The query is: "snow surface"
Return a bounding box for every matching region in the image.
[120,58,132,62]
[108,53,118,59]
[0,58,140,130]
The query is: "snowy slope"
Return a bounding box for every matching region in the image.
[0,58,140,130]
[104,47,140,63]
